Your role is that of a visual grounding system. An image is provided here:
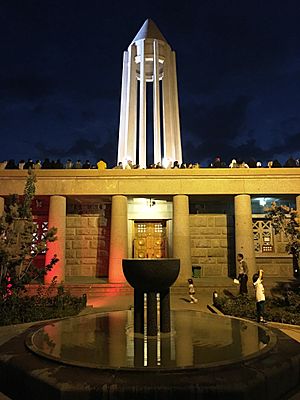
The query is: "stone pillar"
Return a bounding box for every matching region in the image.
[147,292,157,336]
[45,195,66,284]
[0,196,4,217]
[234,194,256,278]
[108,195,128,283]
[134,290,144,334]
[296,195,300,213]
[173,195,192,283]
[160,289,171,333]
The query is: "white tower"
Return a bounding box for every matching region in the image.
[117,19,183,168]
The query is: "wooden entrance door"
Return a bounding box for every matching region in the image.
[134,222,167,258]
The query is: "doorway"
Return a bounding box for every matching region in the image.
[134,221,167,258]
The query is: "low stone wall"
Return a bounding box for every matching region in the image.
[65,207,110,277]
[256,255,294,278]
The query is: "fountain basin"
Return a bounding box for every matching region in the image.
[122,258,180,291]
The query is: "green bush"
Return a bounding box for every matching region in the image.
[214,288,300,325]
[0,282,87,326]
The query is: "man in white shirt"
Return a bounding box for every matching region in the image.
[253,269,266,323]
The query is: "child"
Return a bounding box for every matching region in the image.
[252,269,266,323]
[188,278,198,303]
[237,253,248,295]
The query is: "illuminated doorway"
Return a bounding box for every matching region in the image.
[134,221,167,258]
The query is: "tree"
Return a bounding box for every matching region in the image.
[0,171,58,298]
[265,202,300,277]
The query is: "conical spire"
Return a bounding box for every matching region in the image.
[132,19,167,43]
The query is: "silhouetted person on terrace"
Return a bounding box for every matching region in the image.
[65,159,73,169]
[53,159,63,169]
[18,160,25,169]
[34,160,42,169]
[23,159,34,169]
[113,162,123,169]
[229,159,238,168]
[82,160,91,169]
[247,157,257,168]
[284,156,297,167]
[0,160,8,169]
[42,158,52,169]
[272,159,282,168]
[74,160,82,169]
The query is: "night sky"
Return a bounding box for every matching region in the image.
[1,0,300,167]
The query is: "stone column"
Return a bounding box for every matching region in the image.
[0,196,4,217]
[234,194,256,278]
[45,195,66,284]
[108,195,128,283]
[296,195,300,213]
[173,195,192,283]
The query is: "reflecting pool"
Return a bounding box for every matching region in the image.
[26,310,276,370]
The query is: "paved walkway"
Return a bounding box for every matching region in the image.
[1,289,299,346]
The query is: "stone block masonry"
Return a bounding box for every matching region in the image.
[190,214,230,277]
[65,206,111,278]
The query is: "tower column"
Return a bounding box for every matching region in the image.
[162,49,173,162]
[139,39,147,168]
[117,51,129,164]
[234,194,256,278]
[45,195,66,284]
[153,39,161,164]
[126,45,138,164]
[0,196,4,217]
[170,51,182,164]
[108,195,128,283]
[173,195,192,283]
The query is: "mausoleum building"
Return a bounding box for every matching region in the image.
[0,20,299,290]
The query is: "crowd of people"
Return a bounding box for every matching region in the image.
[0,156,299,170]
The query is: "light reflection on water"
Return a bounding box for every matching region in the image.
[27,310,275,369]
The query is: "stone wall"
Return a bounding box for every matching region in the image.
[190,214,234,277]
[65,206,110,277]
[255,231,294,277]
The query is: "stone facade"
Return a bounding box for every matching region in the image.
[190,214,234,277]
[65,206,110,278]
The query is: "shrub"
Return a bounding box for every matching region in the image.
[214,287,300,325]
[0,279,87,326]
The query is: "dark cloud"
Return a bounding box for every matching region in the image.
[35,135,118,167]
[182,95,252,144]
[0,75,54,100]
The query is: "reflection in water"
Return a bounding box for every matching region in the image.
[27,310,275,369]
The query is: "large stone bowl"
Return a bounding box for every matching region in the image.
[122,258,180,292]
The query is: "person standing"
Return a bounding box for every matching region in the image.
[188,278,198,303]
[237,253,248,295]
[253,269,266,323]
